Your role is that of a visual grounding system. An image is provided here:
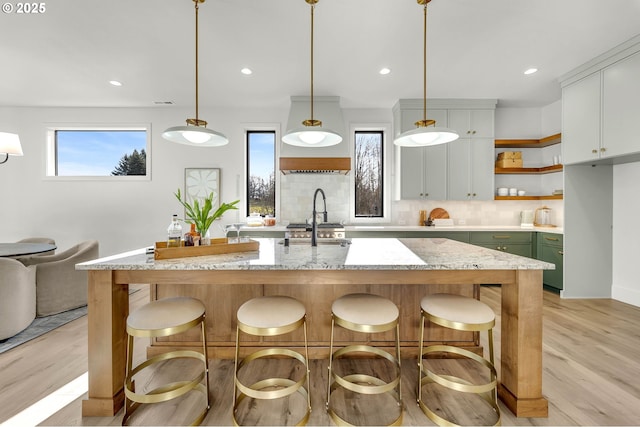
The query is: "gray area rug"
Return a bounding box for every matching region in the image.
[0,288,141,354]
[0,305,87,354]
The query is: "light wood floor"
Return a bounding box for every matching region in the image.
[1,285,640,426]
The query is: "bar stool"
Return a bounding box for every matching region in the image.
[123,296,210,426]
[326,293,402,426]
[233,296,311,426]
[418,293,500,426]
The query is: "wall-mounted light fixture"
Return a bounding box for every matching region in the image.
[0,132,23,164]
[162,0,229,147]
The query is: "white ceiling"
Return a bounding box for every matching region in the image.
[2,0,640,110]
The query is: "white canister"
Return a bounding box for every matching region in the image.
[509,188,518,196]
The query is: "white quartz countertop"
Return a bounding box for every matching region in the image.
[77,238,554,272]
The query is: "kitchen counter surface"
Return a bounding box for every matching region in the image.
[241,224,564,234]
[77,237,554,271]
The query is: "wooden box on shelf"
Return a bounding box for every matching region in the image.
[496,151,523,168]
[154,238,259,260]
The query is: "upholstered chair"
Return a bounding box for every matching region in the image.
[20,240,99,316]
[0,258,36,340]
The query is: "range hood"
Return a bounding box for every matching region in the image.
[279,157,351,175]
[280,96,350,174]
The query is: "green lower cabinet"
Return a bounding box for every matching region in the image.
[536,233,564,291]
[469,231,533,258]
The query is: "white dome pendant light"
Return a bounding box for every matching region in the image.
[394,0,458,147]
[162,0,229,147]
[282,0,342,147]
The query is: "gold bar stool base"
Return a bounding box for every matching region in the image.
[326,293,403,426]
[418,293,501,427]
[123,297,210,426]
[233,296,311,426]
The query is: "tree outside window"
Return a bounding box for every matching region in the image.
[354,131,383,217]
[247,131,275,216]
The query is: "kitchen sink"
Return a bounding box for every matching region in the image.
[279,239,351,246]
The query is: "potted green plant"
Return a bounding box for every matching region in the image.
[174,189,239,244]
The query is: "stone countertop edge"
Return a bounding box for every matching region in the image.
[76,238,555,272]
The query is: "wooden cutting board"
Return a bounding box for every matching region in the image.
[429,207,450,219]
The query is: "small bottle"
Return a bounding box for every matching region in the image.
[184,223,200,247]
[167,214,182,248]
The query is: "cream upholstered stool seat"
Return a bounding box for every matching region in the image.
[123,297,209,426]
[418,293,500,427]
[326,293,402,426]
[233,296,310,426]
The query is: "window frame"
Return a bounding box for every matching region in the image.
[45,124,152,181]
[349,123,391,224]
[244,126,279,218]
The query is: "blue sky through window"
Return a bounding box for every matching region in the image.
[248,131,275,180]
[56,130,147,176]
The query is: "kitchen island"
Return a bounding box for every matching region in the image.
[77,237,552,418]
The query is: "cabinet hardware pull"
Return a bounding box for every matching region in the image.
[600,147,606,152]
[592,149,598,153]
[544,237,559,241]
[559,250,564,255]
[472,193,477,197]
[493,235,511,239]
[472,130,476,135]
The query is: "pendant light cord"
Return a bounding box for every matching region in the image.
[309,2,315,122]
[422,2,427,123]
[194,0,200,122]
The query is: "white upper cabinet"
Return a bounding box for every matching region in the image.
[393,99,496,201]
[447,109,495,200]
[561,36,640,165]
[448,109,494,139]
[602,51,640,159]
[562,72,602,164]
[398,108,448,200]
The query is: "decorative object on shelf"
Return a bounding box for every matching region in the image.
[174,188,239,244]
[282,0,342,147]
[394,0,458,147]
[496,151,523,168]
[0,132,23,164]
[162,0,228,147]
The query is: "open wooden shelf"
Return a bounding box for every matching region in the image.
[495,132,561,148]
[495,194,563,201]
[495,164,563,174]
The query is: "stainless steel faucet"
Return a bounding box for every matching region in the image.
[311,188,327,247]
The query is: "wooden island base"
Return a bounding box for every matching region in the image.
[83,267,548,418]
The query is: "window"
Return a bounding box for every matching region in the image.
[46,125,150,179]
[246,130,276,216]
[354,130,384,217]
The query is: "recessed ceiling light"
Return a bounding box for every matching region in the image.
[524,68,538,75]
[109,80,123,86]
[241,68,252,75]
[379,67,391,75]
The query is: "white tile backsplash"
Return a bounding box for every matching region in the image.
[279,174,350,223]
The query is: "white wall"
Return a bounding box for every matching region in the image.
[0,105,287,256]
[612,161,640,306]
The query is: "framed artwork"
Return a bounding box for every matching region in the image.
[184,168,220,214]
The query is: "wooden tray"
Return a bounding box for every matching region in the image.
[154,238,259,260]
